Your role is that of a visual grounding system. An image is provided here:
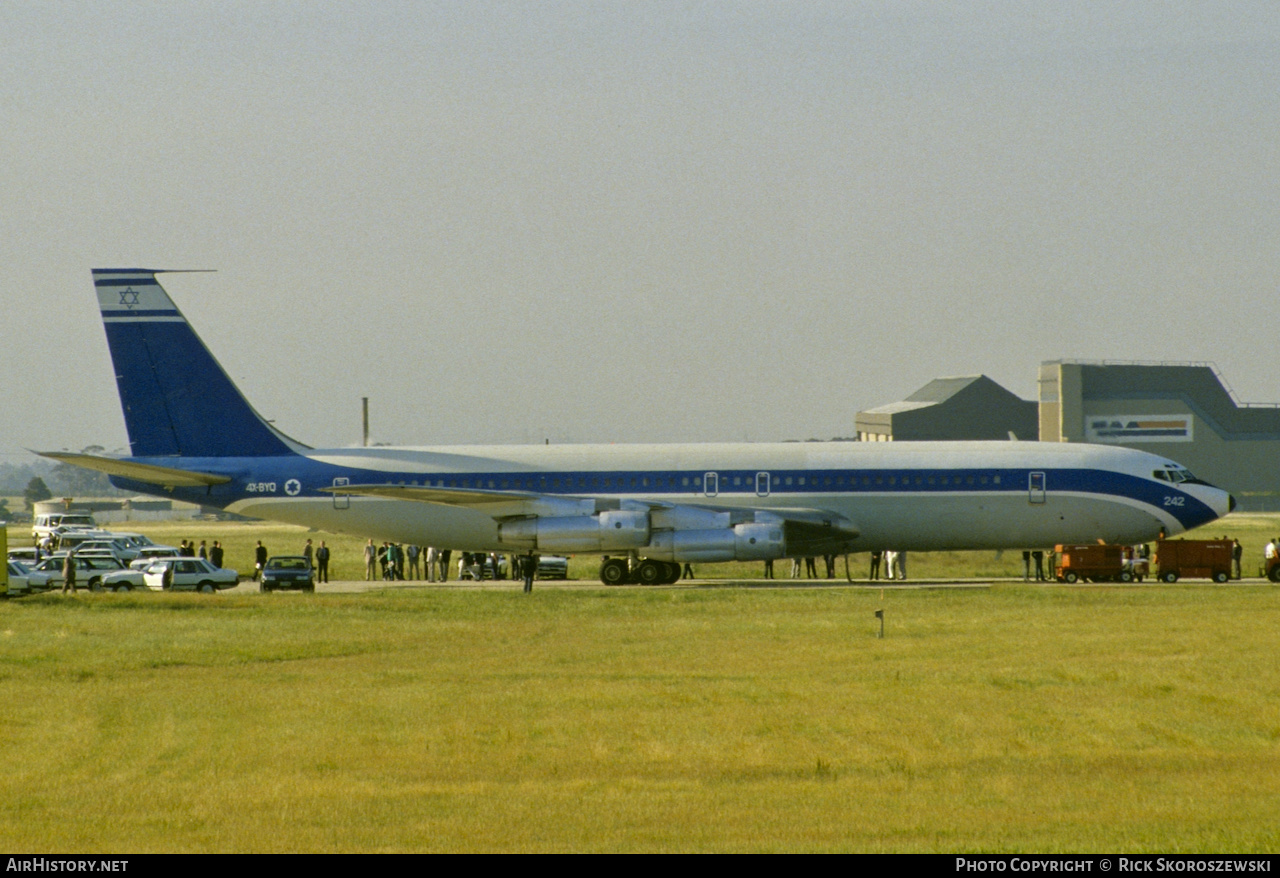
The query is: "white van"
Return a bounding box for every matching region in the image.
[32,512,97,543]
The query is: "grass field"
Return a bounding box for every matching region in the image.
[2,566,1279,851]
[3,515,1279,851]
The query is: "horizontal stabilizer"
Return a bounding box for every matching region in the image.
[37,451,231,488]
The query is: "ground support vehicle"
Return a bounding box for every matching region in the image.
[259,556,314,593]
[142,558,240,593]
[1154,539,1233,583]
[1053,544,1135,583]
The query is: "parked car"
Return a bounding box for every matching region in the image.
[63,537,140,562]
[503,554,570,580]
[7,547,44,566]
[31,554,125,591]
[259,556,315,593]
[101,556,175,592]
[31,512,97,543]
[68,548,131,569]
[141,558,240,593]
[134,546,182,562]
[536,555,570,579]
[5,560,53,596]
[458,552,509,580]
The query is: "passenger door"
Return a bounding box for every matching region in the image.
[1028,471,1046,504]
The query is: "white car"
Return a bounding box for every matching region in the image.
[65,538,141,562]
[536,555,570,579]
[7,547,44,566]
[133,546,182,562]
[31,512,97,543]
[100,556,166,592]
[30,554,125,591]
[5,560,53,596]
[142,558,240,593]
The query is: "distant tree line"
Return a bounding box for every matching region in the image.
[0,446,126,500]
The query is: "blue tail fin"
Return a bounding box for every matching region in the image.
[94,269,304,458]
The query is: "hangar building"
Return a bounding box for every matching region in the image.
[855,375,1039,442]
[1037,360,1280,510]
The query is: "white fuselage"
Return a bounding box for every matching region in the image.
[218,439,1231,554]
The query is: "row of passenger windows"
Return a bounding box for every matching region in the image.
[384,472,1008,492]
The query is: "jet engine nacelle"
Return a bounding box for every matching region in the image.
[644,522,785,563]
[498,509,650,552]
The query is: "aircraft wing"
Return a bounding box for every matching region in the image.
[323,482,605,520]
[325,483,859,554]
[327,483,547,507]
[36,451,232,488]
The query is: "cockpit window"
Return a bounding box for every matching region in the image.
[1154,465,1196,484]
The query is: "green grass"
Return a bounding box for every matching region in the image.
[2,582,1278,852]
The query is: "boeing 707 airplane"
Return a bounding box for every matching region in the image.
[44,268,1234,584]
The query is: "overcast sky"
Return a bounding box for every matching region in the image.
[2,1,1277,462]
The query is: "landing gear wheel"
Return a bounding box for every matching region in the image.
[600,558,629,586]
[636,560,663,585]
[662,562,682,584]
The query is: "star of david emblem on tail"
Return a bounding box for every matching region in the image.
[119,288,140,309]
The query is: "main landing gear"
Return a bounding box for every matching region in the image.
[599,556,682,585]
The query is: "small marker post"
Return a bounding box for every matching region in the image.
[874,608,884,639]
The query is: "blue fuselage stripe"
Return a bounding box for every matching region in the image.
[101,309,181,319]
[111,460,1219,531]
[95,277,160,286]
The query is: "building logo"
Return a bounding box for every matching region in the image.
[1085,415,1192,443]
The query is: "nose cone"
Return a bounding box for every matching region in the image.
[1205,486,1235,521]
[1212,488,1235,520]
[1178,482,1235,529]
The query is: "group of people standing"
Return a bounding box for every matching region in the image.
[359,541,541,592]
[364,540,452,582]
[761,553,903,581]
[178,539,225,568]
[868,550,907,581]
